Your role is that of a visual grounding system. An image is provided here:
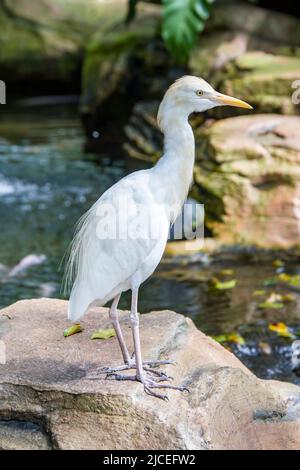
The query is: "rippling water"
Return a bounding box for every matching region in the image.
[1,102,300,385]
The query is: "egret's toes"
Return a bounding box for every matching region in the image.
[100,369,186,400]
[143,359,176,368]
[144,366,173,381]
[140,376,189,398]
[98,364,132,374]
[90,359,174,379]
[149,382,189,393]
[106,373,137,381]
[144,385,169,401]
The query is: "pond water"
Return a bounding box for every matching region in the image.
[1,102,300,385]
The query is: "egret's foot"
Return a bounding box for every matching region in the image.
[106,372,189,400]
[144,366,173,381]
[93,359,175,378]
[106,370,172,383]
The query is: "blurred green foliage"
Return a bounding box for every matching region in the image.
[127,0,215,63]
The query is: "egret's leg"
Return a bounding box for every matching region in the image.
[130,288,143,380]
[126,288,188,399]
[95,289,174,380]
[92,290,187,394]
[109,293,131,365]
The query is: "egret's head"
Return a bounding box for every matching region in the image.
[158,75,252,131]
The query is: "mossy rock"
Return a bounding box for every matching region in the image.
[0,0,127,83]
[194,114,300,248]
[219,52,300,114]
[81,3,162,112]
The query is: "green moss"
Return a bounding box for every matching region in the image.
[218,52,300,113]
[0,10,43,62]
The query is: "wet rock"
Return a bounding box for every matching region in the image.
[0,298,300,450]
[0,0,127,84]
[194,114,300,248]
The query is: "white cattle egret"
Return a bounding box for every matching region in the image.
[65,76,252,399]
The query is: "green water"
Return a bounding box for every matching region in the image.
[1,103,300,385]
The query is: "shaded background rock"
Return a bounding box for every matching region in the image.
[0,0,128,89]
[1,298,300,450]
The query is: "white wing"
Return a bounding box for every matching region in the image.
[65,169,169,320]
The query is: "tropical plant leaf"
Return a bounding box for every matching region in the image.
[162,0,215,62]
[63,324,82,337]
[90,328,116,340]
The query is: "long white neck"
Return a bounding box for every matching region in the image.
[152,111,195,219]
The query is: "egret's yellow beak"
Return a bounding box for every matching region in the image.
[215,92,253,110]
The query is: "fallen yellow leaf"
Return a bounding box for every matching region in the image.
[227,332,245,345]
[268,322,294,339]
[220,269,234,276]
[253,290,266,296]
[259,302,283,310]
[266,292,282,303]
[272,259,284,267]
[212,332,245,345]
[90,328,116,340]
[278,273,291,282]
[211,278,237,290]
[63,324,82,337]
[281,293,295,302]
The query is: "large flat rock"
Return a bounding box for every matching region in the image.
[0,298,300,449]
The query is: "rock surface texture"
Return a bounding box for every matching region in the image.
[0,298,300,450]
[195,114,300,247]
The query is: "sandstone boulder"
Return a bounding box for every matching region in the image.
[0,298,300,450]
[194,114,300,247]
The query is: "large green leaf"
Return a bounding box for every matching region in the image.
[162,0,214,62]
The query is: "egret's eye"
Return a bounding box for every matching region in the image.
[196,90,204,97]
